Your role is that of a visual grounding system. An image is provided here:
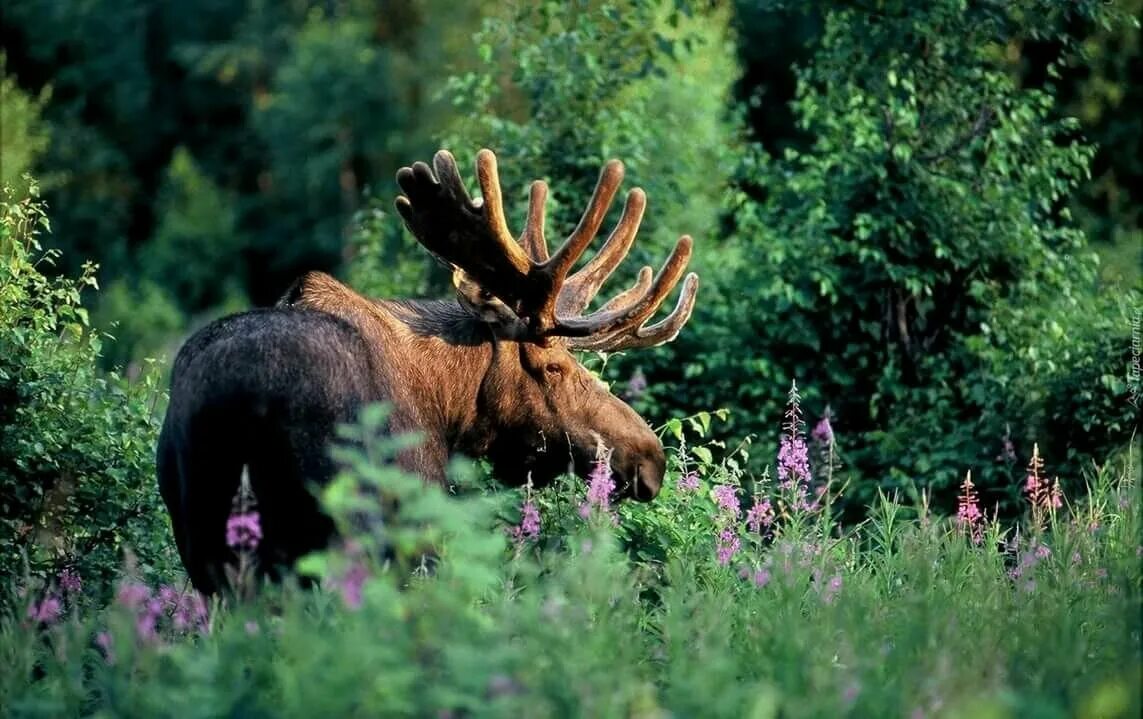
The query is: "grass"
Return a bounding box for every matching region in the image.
[1,398,1140,719]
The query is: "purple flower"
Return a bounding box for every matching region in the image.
[59,568,82,594]
[955,472,984,544]
[115,581,151,610]
[27,595,62,625]
[750,568,771,588]
[586,457,615,507]
[821,574,843,604]
[625,368,648,400]
[510,499,541,543]
[1034,544,1051,560]
[716,528,740,566]
[226,511,262,551]
[135,596,164,642]
[337,561,369,610]
[579,455,619,524]
[95,631,115,665]
[677,471,700,492]
[712,484,740,518]
[842,681,861,706]
[745,498,774,534]
[811,416,834,445]
[777,435,811,488]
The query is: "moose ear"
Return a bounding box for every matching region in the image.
[451,267,529,337]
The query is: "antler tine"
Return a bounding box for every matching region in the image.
[519,180,550,262]
[395,149,535,314]
[555,186,647,317]
[543,160,625,281]
[555,234,694,339]
[395,148,698,349]
[568,272,699,351]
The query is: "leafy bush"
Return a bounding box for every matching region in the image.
[0,181,177,598]
[0,53,51,196]
[625,0,1141,517]
[2,386,1139,718]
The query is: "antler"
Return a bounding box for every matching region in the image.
[394,148,699,351]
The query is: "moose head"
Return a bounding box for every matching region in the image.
[157,148,699,594]
[386,148,698,499]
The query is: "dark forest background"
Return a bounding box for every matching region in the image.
[2,0,1139,544]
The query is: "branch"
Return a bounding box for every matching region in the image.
[917,105,995,164]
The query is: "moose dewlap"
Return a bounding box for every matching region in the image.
[156,148,700,595]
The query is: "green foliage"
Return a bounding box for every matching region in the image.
[139,146,246,314]
[0,53,52,196]
[0,182,177,597]
[1,396,1139,718]
[636,0,1140,516]
[440,0,744,266]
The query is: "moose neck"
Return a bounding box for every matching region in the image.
[285,272,499,483]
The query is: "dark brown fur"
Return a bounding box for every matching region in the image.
[157,271,665,595]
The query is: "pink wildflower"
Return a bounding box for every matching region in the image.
[579,455,618,524]
[59,567,82,594]
[1049,478,1063,510]
[337,561,369,610]
[811,415,834,445]
[1034,544,1051,560]
[624,368,647,400]
[955,471,984,544]
[677,471,700,492]
[115,581,151,610]
[777,435,811,488]
[226,511,262,551]
[95,631,115,665]
[821,574,843,604]
[135,596,164,642]
[510,499,541,544]
[745,498,774,534]
[712,484,740,517]
[716,527,740,566]
[27,595,62,625]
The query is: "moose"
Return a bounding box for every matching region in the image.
[156,148,700,595]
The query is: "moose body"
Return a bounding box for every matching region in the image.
[157,149,700,595]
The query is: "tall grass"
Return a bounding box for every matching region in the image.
[2,393,1139,719]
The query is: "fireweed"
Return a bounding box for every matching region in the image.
[956,471,985,544]
[224,467,262,598]
[776,381,818,516]
[509,475,542,547]
[579,448,618,525]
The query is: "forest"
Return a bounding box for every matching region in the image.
[1,1,1140,716]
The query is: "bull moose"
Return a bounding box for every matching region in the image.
[156,149,700,595]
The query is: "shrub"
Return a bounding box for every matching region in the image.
[630,0,1141,517]
[0,180,177,600]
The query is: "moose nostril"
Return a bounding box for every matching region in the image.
[631,459,663,502]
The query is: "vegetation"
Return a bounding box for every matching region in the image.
[0,0,1139,714]
[3,395,1139,718]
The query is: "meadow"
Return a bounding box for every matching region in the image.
[3,384,1139,718]
[2,1,1142,717]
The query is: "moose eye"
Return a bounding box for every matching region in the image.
[544,362,564,377]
